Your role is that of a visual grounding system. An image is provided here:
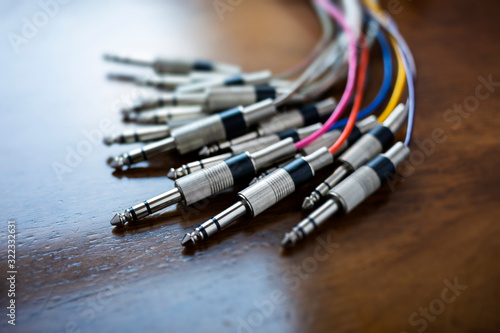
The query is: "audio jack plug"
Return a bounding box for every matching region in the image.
[249,115,379,184]
[110,189,183,227]
[199,117,323,158]
[103,53,241,75]
[110,137,301,227]
[302,103,408,210]
[120,85,302,115]
[181,147,334,246]
[170,124,320,179]
[282,142,410,247]
[103,125,172,145]
[107,98,277,169]
[125,106,207,125]
[199,98,337,156]
[176,70,272,93]
[107,72,228,91]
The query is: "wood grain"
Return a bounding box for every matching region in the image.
[1,0,499,332]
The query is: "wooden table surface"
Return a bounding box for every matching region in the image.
[1,0,499,332]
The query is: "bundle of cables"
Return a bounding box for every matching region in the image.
[102,0,416,249]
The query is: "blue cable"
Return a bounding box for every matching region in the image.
[329,28,393,130]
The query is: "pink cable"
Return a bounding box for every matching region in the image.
[295,0,359,150]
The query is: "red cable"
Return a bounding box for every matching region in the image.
[328,37,370,155]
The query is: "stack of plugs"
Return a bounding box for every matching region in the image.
[102,0,417,250]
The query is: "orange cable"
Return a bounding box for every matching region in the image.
[328,38,370,155]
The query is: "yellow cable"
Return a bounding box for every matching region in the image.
[378,38,406,122]
[363,0,382,15]
[362,0,407,122]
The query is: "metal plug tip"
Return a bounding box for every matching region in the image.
[107,156,124,169]
[281,233,296,248]
[181,233,195,247]
[198,146,210,157]
[103,136,114,146]
[167,168,175,179]
[123,112,138,122]
[107,73,134,81]
[110,213,125,227]
[121,108,133,117]
[103,53,116,61]
[302,197,315,210]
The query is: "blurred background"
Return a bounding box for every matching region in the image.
[1,0,499,332]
